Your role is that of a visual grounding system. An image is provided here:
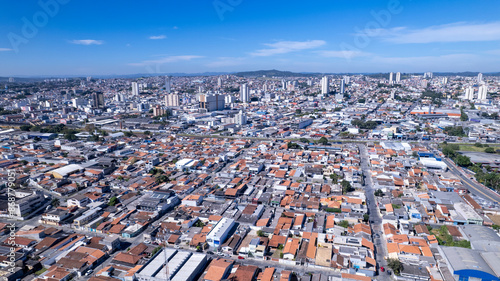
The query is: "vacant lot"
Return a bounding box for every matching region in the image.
[487,214,500,225]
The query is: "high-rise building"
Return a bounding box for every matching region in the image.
[396,72,401,83]
[344,76,350,84]
[152,105,167,117]
[478,73,483,83]
[199,93,225,112]
[424,72,433,79]
[165,94,180,107]
[225,95,235,104]
[240,84,250,103]
[340,79,345,94]
[465,86,474,100]
[114,93,126,102]
[321,76,329,95]
[478,85,488,100]
[442,77,448,85]
[217,77,222,88]
[131,82,139,96]
[8,77,14,82]
[72,98,86,108]
[92,92,105,108]
[165,76,172,93]
[389,72,394,84]
[235,110,247,125]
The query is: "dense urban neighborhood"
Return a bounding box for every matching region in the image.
[0,71,500,281]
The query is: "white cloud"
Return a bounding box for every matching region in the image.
[129,55,204,66]
[0,48,12,51]
[369,22,500,44]
[206,57,245,68]
[251,40,326,56]
[317,50,370,59]
[149,35,166,40]
[70,39,103,45]
[173,26,179,30]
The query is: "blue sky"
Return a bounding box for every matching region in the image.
[1,0,500,76]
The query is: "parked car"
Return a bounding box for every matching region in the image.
[238,256,245,259]
[380,267,385,272]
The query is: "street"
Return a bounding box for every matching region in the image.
[359,144,391,281]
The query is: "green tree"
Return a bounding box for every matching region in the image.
[338,220,349,228]
[155,175,169,184]
[194,220,205,228]
[151,246,162,256]
[299,138,309,143]
[51,198,60,207]
[257,230,265,237]
[387,258,403,275]
[374,189,384,197]
[329,173,341,184]
[485,147,495,153]
[108,196,118,206]
[363,214,369,222]
[460,108,469,121]
[64,132,77,141]
[442,145,457,158]
[287,142,302,149]
[341,180,353,194]
[20,125,32,131]
[318,136,328,145]
[456,155,471,167]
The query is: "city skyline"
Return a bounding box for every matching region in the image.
[2,0,500,76]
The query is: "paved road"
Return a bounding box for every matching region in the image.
[441,157,500,205]
[359,144,391,281]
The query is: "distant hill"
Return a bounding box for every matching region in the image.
[234,69,322,77]
[433,72,500,77]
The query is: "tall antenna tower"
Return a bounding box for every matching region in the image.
[164,232,170,281]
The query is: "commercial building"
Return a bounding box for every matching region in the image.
[8,190,46,218]
[199,93,225,112]
[440,246,500,281]
[134,248,207,281]
[206,217,235,248]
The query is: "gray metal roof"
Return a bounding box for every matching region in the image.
[441,246,497,277]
